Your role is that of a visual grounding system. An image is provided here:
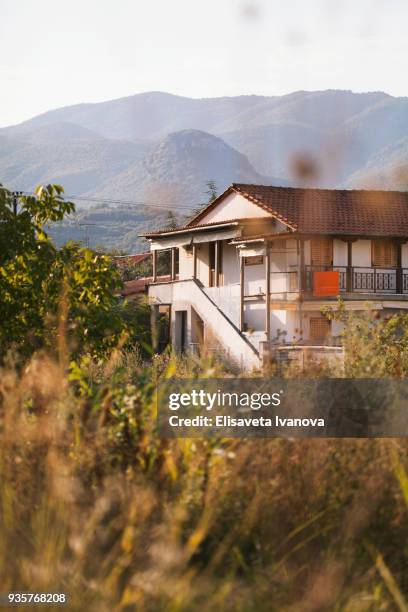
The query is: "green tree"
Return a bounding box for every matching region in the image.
[205,179,218,203]
[188,179,219,222]
[163,210,179,230]
[0,184,146,359]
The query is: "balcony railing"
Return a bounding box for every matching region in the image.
[304,266,408,294]
[305,266,347,292]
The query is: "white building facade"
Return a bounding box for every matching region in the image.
[142,184,408,371]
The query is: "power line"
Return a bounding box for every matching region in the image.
[20,191,201,212]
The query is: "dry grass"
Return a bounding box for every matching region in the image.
[0,352,407,611]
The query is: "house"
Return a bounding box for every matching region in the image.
[120,275,171,301]
[141,183,408,370]
[113,252,151,268]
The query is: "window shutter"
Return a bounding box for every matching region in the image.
[311,238,333,266]
[310,317,331,342]
[372,240,397,268]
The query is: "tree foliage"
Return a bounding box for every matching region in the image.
[0,184,148,359]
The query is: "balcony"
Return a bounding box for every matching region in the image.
[268,266,408,299]
[304,266,408,295]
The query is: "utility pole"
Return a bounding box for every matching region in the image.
[78,223,96,248]
[12,191,23,216]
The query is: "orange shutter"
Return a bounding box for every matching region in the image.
[313,271,339,296]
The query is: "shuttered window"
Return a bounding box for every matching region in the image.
[310,317,331,342]
[372,239,397,268]
[311,238,333,266]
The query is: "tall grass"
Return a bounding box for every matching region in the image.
[0,349,407,611]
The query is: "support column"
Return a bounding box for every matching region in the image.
[214,241,219,287]
[265,244,271,345]
[346,240,353,293]
[298,238,305,292]
[171,247,176,281]
[240,255,245,332]
[150,304,159,352]
[192,244,197,280]
[396,240,403,294]
[152,250,157,283]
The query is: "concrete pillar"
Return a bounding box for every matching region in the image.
[240,255,245,332]
[152,250,157,283]
[192,244,197,280]
[265,244,270,345]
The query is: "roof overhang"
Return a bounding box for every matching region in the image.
[141,219,241,239]
[232,231,297,245]
[149,225,242,250]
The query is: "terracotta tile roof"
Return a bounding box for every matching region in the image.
[232,184,408,237]
[114,253,151,266]
[141,218,254,237]
[121,275,171,296]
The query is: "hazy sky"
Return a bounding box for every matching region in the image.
[1,0,408,127]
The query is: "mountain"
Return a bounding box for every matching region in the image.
[49,204,179,253]
[2,88,408,251]
[89,129,283,205]
[1,92,269,141]
[0,122,152,194]
[346,136,408,189]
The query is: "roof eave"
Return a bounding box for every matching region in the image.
[140,219,241,239]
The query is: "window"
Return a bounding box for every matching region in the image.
[209,242,216,286]
[372,239,397,268]
[244,255,264,265]
[209,241,223,286]
[311,238,333,267]
[310,317,331,342]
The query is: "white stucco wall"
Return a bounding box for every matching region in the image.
[196,243,209,285]
[179,245,193,279]
[333,239,347,266]
[270,309,299,343]
[245,302,265,332]
[244,263,266,295]
[223,242,240,284]
[402,244,408,268]
[199,192,273,224]
[352,240,371,267]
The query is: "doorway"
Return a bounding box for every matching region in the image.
[175,310,188,352]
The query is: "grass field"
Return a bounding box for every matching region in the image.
[0,350,407,611]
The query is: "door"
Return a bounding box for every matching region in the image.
[175,310,188,352]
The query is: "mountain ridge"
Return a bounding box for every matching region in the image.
[2,88,408,251]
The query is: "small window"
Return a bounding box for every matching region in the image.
[310,317,331,342]
[311,238,333,267]
[209,241,223,286]
[244,255,264,266]
[372,239,397,268]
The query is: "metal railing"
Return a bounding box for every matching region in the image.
[305,265,347,292]
[304,266,408,294]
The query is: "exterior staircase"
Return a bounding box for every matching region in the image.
[148,279,261,371]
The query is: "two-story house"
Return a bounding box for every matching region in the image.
[141,183,408,370]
